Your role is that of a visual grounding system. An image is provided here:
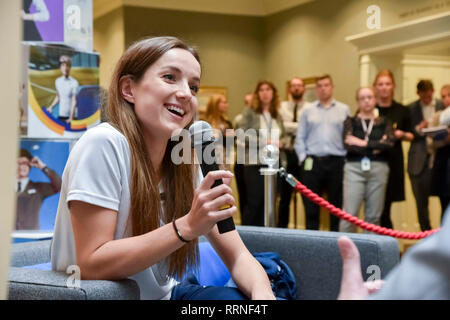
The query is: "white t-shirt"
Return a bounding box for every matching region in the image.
[51,122,200,300]
[55,75,79,118]
[440,107,450,126]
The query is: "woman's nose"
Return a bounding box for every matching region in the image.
[176,82,192,101]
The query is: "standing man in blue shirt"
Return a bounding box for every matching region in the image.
[294,74,350,231]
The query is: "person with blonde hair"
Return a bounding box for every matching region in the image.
[201,94,234,168]
[50,36,275,300]
[373,70,413,229]
[203,94,232,133]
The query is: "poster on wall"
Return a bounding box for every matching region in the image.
[23,43,101,138]
[15,139,73,238]
[22,0,93,52]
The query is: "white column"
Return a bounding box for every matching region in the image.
[0,1,20,300]
[359,54,372,87]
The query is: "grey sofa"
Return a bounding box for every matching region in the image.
[8,225,400,300]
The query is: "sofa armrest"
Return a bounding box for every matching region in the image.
[8,267,140,300]
[10,240,52,267]
[236,226,400,300]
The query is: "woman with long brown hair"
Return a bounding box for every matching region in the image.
[50,37,274,300]
[238,80,287,226]
[373,70,413,229]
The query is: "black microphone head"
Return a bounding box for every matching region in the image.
[189,120,215,147]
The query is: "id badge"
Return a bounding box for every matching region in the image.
[304,157,313,171]
[361,157,371,171]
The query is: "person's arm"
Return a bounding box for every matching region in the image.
[338,207,450,300]
[342,116,365,154]
[29,156,62,197]
[294,109,308,164]
[70,170,236,280]
[239,108,259,153]
[431,112,450,149]
[68,96,77,122]
[206,228,275,300]
[47,94,59,112]
[396,107,414,142]
[366,119,395,151]
[440,108,450,126]
[283,121,298,135]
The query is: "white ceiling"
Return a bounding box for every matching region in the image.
[93,0,315,19]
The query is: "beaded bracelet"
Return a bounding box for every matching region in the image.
[172,219,189,243]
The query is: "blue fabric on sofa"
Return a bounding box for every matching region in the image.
[191,241,231,286]
[22,262,52,271]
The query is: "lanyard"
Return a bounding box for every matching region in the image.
[262,112,272,136]
[360,118,374,141]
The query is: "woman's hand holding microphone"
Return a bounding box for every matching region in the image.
[175,170,237,241]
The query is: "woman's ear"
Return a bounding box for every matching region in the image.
[120,75,135,104]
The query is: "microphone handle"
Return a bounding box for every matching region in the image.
[199,157,236,234]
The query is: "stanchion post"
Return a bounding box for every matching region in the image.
[260,167,277,227]
[260,145,279,228]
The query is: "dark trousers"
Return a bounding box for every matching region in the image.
[380,196,393,229]
[300,156,344,231]
[233,163,247,220]
[171,273,248,300]
[277,150,300,228]
[409,167,432,231]
[242,165,265,226]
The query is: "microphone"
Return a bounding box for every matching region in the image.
[189,121,236,234]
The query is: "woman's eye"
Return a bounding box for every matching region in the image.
[163,74,175,81]
[190,85,199,94]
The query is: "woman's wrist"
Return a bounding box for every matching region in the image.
[173,216,195,243]
[173,218,190,243]
[361,139,368,147]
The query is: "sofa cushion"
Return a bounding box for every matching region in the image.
[8,267,140,300]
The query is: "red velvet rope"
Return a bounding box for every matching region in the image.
[294,181,440,239]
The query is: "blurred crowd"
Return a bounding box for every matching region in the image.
[201,71,450,232]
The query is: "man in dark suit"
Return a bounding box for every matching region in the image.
[407,80,445,231]
[16,148,62,230]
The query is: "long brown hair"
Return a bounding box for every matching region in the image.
[251,80,280,118]
[106,36,200,279]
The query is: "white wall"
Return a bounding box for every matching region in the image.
[402,54,450,104]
